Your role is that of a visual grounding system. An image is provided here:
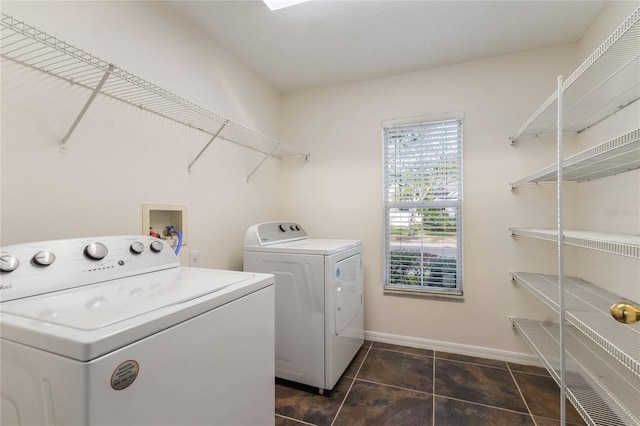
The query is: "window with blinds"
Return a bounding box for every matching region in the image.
[383,114,463,296]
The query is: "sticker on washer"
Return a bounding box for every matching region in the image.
[111,360,139,390]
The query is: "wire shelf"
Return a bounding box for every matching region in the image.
[509,228,640,259]
[511,272,640,377]
[510,129,640,188]
[511,7,640,142]
[0,13,308,175]
[512,318,640,426]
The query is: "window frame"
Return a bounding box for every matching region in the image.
[382,112,464,298]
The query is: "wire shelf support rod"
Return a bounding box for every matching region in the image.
[59,64,113,152]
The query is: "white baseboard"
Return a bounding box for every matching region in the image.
[364,331,542,367]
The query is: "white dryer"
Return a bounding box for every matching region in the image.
[0,235,274,426]
[243,222,364,393]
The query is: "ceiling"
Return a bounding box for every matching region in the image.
[168,1,610,93]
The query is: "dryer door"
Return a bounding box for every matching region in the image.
[334,253,362,335]
[325,246,364,390]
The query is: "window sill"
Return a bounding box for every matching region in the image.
[383,286,464,300]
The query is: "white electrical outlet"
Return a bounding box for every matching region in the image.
[189,250,200,267]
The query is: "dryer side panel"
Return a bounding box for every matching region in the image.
[244,251,326,389]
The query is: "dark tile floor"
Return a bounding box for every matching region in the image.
[275,341,586,426]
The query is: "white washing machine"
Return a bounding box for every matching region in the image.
[0,235,275,426]
[243,222,364,393]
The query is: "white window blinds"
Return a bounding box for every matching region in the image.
[383,115,463,296]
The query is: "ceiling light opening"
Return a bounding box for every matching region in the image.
[263,0,312,12]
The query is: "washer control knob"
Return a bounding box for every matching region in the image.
[0,255,20,272]
[130,242,145,254]
[33,251,56,267]
[150,241,164,253]
[84,242,108,260]
[278,224,287,232]
[295,225,301,231]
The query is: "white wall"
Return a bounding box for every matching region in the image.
[279,1,638,355]
[1,1,287,270]
[279,44,580,354]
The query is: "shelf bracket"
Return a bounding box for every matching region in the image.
[187,121,228,172]
[246,143,281,183]
[60,64,114,153]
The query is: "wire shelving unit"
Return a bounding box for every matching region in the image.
[0,13,308,180]
[509,6,640,425]
[510,8,640,142]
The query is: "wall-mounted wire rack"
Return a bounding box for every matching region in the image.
[509,228,640,259]
[510,129,640,188]
[511,273,640,376]
[0,13,309,181]
[510,8,640,142]
[511,318,640,426]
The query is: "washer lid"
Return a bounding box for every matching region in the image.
[244,238,361,255]
[0,267,274,361]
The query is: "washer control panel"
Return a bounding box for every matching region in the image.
[246,222,307,246]
[0,235,179,302]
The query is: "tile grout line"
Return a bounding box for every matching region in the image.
[437,394,536,418]
[329,343,373,426]
[506,362,538,426]
[352,342,373,379]
[345,342,374,379]
[353,377,434,397]
[434,355,509,372]
[373,345,547,377]
[329,377,356,426]
[372,346,434,359]
[275,413,316,426]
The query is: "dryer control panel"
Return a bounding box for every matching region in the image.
[245,222,307,246]
[0,236,179,302]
